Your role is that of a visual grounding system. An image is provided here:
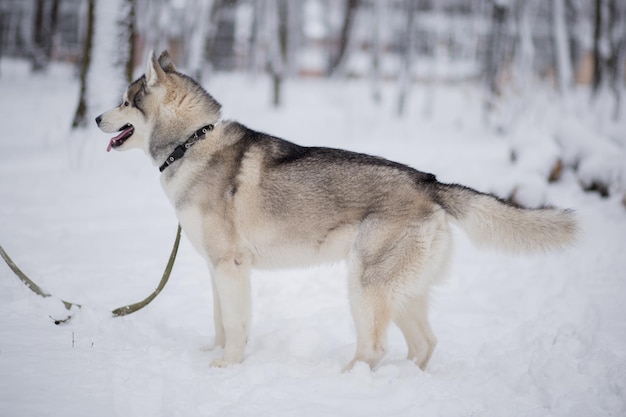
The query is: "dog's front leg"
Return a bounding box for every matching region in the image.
[209,257,251,367]
[210,276,226,349]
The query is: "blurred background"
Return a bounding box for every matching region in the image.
[0,0,625,203]
[1,0,624,108]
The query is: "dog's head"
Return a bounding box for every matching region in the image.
[95,51,221,160]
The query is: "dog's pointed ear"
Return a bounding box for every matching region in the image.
[146,50,166,87]
[158,50,177,73]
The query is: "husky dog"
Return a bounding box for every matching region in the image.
[96,51,577,371]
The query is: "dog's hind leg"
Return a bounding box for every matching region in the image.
[393,295,437,370]
[392,210,450,370]
[343,283,392,372]
[343,225,397,372]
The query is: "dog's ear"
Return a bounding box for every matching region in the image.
[158,51,177,73]
[146,50,166,87]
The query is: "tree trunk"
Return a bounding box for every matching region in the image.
[185,0,213,81]
[248,0,262,75]
[31,0,60,72]
[49,0,60,56]
[263,0,290,107]
[397,0,417,117]
[565,0,582,82]
[483,1,510,123]
[592,0,603,94]
[72,0,96,129]
[371,0,384,104]
[0,11,5,76]
[607,0,626,119]
[484,2,509,96]
[119,0,136,84]
[516,0,537,87]
[269,0,288,107]
[328,0,360,76]
[552,0,572,93]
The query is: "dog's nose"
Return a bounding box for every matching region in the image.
[95,115,102,125]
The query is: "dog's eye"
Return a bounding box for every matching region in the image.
[123,101,129,107]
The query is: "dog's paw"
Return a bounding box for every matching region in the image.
[210,357,236,368]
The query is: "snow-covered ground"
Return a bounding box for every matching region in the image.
[0,59,625,417]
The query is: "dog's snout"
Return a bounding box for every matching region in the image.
[95,115,102,126]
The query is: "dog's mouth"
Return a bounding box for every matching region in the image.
[107,124,135,152]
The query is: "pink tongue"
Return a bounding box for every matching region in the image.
[106,127,133,152]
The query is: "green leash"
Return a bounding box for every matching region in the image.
[0,224,182,324]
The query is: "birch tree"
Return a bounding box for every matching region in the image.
[396,0,417,117]
[183,0,213,81]
[552,0,573,93]
[139,0,169,57]
[370,0,385,104]
[515,0,538,90]
[591,0,626,118]
[483,0,511,122]
[248,0,264,75]
[118,0,136,84]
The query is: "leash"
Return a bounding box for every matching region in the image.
[4,124,214,321]
[0,224,181,324]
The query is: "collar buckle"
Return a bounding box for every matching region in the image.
[159,124,214,173]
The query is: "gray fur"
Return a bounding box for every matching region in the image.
[96,50,578,371]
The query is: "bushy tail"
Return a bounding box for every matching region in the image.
[431,182,577,253]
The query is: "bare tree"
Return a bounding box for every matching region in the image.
[565,0,583,82]
[552,0,573,93]
[515,0,538,89]
[483,0,511,122]
[0,9,5,75]
[591,0,626,118]
[606,0,626,119]
[328,0,360,76]
[591,0,604,94]
[31,0,60,72]
[484,1,509,96]
[269,0,288,107]
[183,0,213,81]
[204,0,229,75]
[248,0,264,75]
[71,0,96,129]
[397,0,417,117]
[118,0,136,84]
[370,0,385,104]
[140,0,169,57]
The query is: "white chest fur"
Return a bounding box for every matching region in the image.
[175,205,207,256]
[160,169,207,257]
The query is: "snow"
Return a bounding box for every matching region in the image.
[1,59,625,417]
[555,116,626,196]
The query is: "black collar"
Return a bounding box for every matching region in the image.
[159,124,214,172]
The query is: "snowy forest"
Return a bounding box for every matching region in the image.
[1,1,626,417]
[1,0,626,203]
